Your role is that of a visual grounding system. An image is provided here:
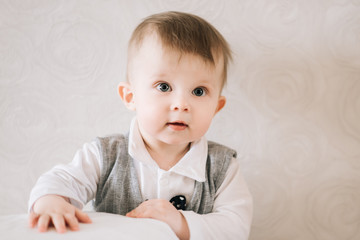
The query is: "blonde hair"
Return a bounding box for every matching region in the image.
[127,11,232,88]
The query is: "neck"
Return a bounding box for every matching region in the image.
[142,139,191,171]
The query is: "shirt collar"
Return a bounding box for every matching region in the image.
[128,117,207,182]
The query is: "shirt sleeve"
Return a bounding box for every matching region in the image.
[181,157,253,240]
[28,140,102,212]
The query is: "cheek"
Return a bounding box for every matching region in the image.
[135,96,164,126]
[136,104,157,121]
[192,106,216,132]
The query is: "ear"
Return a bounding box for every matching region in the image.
[118,82,136,111]
[214,96,226,115]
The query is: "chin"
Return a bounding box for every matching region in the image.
[163,136,200,146]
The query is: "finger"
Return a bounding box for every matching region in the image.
[37,214,50,232]
[51,214,66,233]
[28,212,39,228]
[126,200,152,217]
[127,206,153,219]
[64,213,79,231]
[126,207,141,218]
[126,210,135,217]
[75,208,92,223]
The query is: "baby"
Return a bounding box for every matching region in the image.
[28,11,253,239]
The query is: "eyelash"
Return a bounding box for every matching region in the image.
[155,82,208,96]
[156,82,171,92]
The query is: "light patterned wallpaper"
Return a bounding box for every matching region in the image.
[0,1,359,239]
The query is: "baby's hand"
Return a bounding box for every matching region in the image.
[126,199,189,240]
[28,194,92,233]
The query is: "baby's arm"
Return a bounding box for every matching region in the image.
[28,195,91,233]
[126,159,252,240]
[28,141,101,232]
[181,158,253,239]
[126,199,190,240]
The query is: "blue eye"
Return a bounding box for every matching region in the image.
[156,83,171,92]
[192,87,206,96]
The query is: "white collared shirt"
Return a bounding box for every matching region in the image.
[29,119,253,239]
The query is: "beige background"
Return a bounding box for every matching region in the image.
[1,0,359,239]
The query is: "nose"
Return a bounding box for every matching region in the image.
[171,94,190,112]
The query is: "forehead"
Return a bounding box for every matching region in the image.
[128,33,225,82]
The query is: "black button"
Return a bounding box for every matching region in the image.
[170,195,186,210]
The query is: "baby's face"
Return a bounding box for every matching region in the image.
[128,34,226,147]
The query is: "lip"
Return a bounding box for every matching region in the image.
[167,121,188,131]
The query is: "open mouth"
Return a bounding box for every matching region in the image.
[167,121,188,130]
[168,122,188,126]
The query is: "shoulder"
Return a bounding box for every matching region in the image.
[94,133,132,179]
[95,133,130,163]
[206,141,237,189]
[96,133,128,144]
[95,133,129,150]
[207,141,237,158]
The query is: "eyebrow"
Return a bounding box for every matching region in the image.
[149,72,168,80]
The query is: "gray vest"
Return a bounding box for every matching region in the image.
[94,134,236,215]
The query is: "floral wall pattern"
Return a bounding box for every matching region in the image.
[0,1,359,239]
